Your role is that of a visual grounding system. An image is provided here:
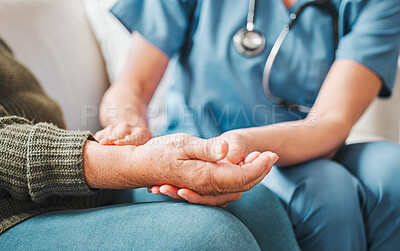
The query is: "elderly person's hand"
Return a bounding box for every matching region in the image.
[150,130,261,207]
[151,150,265,207]
[83,133,277,196]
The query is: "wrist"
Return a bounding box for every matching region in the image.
[234,128,256,154]
[83,140,144,189]
[82,140,104,188]
[100,84,148,128]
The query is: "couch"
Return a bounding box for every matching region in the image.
[0,0,399,144]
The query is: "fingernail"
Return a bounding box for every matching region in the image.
[272,153,279,163]
[177,191,188,200]
[151,187,159,194]
[159,187,166,193]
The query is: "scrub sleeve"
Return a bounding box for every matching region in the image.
[336,0,400,96]
[110,0,195,58]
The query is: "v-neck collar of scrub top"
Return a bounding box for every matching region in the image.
[178,0,338,137]
[161,0,339,137]
[280,0,301,13]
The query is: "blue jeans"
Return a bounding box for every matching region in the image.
[0,185,300,251]
[263,141,400,251]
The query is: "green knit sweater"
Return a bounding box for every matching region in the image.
[0,38,117,235]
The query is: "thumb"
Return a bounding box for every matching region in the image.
[184,138,229,162]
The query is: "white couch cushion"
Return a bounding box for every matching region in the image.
[83,0,131,83]
[0,0,109,133]
[347,67,400,144]
[84,0,170,134]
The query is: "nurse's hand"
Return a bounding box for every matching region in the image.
[151,151,265,207]
[94,123,152,146]
[151,185,243,208]
[217,130,250,165]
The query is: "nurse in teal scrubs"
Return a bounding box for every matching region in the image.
[97,0,400,250]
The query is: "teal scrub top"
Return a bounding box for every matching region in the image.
[111,0,400,139]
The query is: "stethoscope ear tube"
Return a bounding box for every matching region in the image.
[262,22,313,114]
[262,0,338,113]
[289,0,339,48]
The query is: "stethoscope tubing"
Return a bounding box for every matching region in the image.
[236,0,339,113]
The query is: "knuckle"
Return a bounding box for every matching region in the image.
[125,135,135,141]
[135,128,152,143]
[170,134,191,151]
[176,133,191,144]
[136,127,149,135]
[109,134,121,141]
[200,141,209,159]
[170,141,184,152]
[119,122,131,128]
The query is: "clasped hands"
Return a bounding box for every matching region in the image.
[94,123,278,207]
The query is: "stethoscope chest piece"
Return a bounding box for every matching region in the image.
[233,0,338,113]
[233,28,266,57]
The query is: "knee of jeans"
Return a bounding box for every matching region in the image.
[362,142,400,209]
[290,159,361,227]
[173,205,260,250]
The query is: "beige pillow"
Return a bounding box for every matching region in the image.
[0,0,109,133]
[83,0,131,83]
[347,66,400,144]
[84,0,170,134]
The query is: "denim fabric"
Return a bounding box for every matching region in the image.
[0,185,300,251]
[263,141,400,251]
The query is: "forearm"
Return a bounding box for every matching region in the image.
[99,82,149,128]
[83,141,148,189]
[99,32,169,128]
[241,60,381,166]
[240,116,350,166]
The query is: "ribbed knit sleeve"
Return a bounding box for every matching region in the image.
[0,39,121,235]
[0,116,95,203]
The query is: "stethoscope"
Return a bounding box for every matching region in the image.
[233,0,338,113]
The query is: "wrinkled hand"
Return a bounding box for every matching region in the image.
[151,150,266,207]
[94,122,152,146]
[131,133,278,195]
